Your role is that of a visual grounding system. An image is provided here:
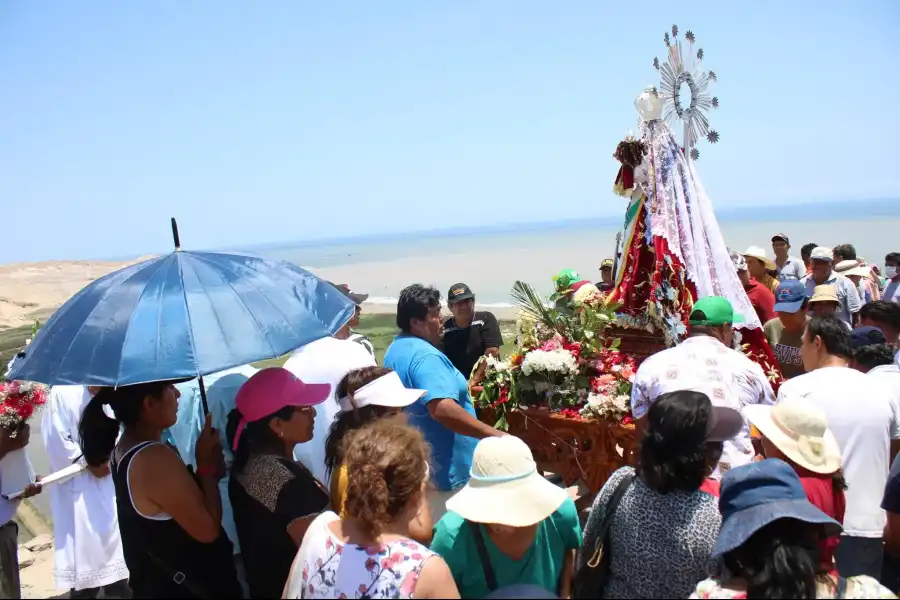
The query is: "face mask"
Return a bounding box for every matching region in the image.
[887,266,898,278]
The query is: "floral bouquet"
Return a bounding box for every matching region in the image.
[475,279,641,430]
[0,380,49,437]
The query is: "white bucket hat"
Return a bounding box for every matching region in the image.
[743,246,777,271]
[446,436,568,527]
[337,371,425,412]
[743,398,842,474]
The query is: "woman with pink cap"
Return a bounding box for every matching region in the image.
[226,367,331,599]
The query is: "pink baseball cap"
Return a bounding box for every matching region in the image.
[232,368,331,450]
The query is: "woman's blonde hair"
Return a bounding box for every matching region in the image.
[342,418,430,539]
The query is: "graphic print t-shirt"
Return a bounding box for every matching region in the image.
[764,318,806,379]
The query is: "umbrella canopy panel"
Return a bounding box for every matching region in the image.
[8,251,355,386]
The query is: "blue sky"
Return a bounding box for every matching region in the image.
[1,1,898,263]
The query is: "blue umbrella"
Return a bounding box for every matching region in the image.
[7,219,356,402]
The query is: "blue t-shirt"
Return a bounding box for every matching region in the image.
[384,334,478,491]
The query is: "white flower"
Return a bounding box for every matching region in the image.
[572,284,600,307]
[486,355,512,372]
[521,349,577,376]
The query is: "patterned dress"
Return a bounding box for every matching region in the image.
[581,467,721,599]
[691,576,897,599]
[285,512,436,599]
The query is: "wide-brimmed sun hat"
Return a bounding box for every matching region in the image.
[446,436,569,527]
[743,246,777,271]
[337,371,425,412]
[713,459,842,558]
[743,398,841,474]
[808,285,839,305]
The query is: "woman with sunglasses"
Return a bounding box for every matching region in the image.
[226,368,331,599]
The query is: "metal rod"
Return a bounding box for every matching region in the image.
[171,218,181,250]
[198,374,209,415]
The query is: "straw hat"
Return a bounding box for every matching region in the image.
[808,285,839,305]
[446,436,568,527]
[743,398,841,474]
[743,246,777,271]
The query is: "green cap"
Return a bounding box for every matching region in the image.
[553,269,580,290]
[688,296,745,326]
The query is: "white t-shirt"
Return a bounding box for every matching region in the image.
[283,336,376,486]
[778,366,900,537]
[631,335,775,478]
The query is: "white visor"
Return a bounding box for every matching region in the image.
[338,371,425,412]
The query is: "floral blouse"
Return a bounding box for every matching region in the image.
[285,511,436,599]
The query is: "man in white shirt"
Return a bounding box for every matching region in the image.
[801,246,861,326]
[883,252,900,304]
[283,325,376,486]
[771,233,805,281]
[778,316,900,578]
[631,296,775,478]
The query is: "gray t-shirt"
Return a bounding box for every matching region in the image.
[777,256,805,281]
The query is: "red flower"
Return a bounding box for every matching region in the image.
[365,557,376,571]
[623,415,634,425]
[563,341,582,359]
[498,387,510,405]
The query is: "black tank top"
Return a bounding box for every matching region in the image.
[111,441,241,599]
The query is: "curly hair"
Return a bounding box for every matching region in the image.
[324,366,396,478]
[637,390,719,494]
[342,419,430,539]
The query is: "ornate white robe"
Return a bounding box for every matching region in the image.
[41,385,128,591]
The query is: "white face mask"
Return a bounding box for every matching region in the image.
[887,266,898,278]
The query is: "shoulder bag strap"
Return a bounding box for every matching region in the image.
[586,473,635,566]
[836,576,848,599]
[469,520,498,592]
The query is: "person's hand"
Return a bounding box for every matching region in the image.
[0,423,30,457]
[194,413,224,477]
[88,463,111,478]
[21,476,42,499]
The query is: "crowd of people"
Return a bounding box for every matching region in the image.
[0,236,898,599]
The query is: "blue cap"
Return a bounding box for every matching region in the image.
[773,280,808,314]
[713,459,841,558]
[851,326,887,349]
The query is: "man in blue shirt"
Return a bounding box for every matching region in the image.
[384,284,505,520]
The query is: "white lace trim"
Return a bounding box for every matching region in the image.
[640,120,760,330]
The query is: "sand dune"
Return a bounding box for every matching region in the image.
[0,257,154,328]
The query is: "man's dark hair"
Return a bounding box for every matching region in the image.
[800,243,817,260]
[886,252,900,265]
[854,344,896,370]
[860,301,900,331]
[396,284,441,332]
[804,316,852,359]
[832,244,857,262]
[638,390,720,494]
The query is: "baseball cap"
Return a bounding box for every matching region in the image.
[808,285,839,305]
[771,233,790,244]
[232,368,331,450]
[448,283,475,305]
[337,371,425,412]
[851,326,887,349]
[689,296,745,326]
[332,283,369,305]
[810,246,833,262]
[600,258,614,270]
[773,281,808,313]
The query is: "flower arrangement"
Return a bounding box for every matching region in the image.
[475,279,642,430]
[0,380,48,437]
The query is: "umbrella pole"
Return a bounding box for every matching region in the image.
[198,375,210,415]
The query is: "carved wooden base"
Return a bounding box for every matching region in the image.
[477,407,637,501]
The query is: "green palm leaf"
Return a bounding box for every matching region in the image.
[510,281,556,328]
